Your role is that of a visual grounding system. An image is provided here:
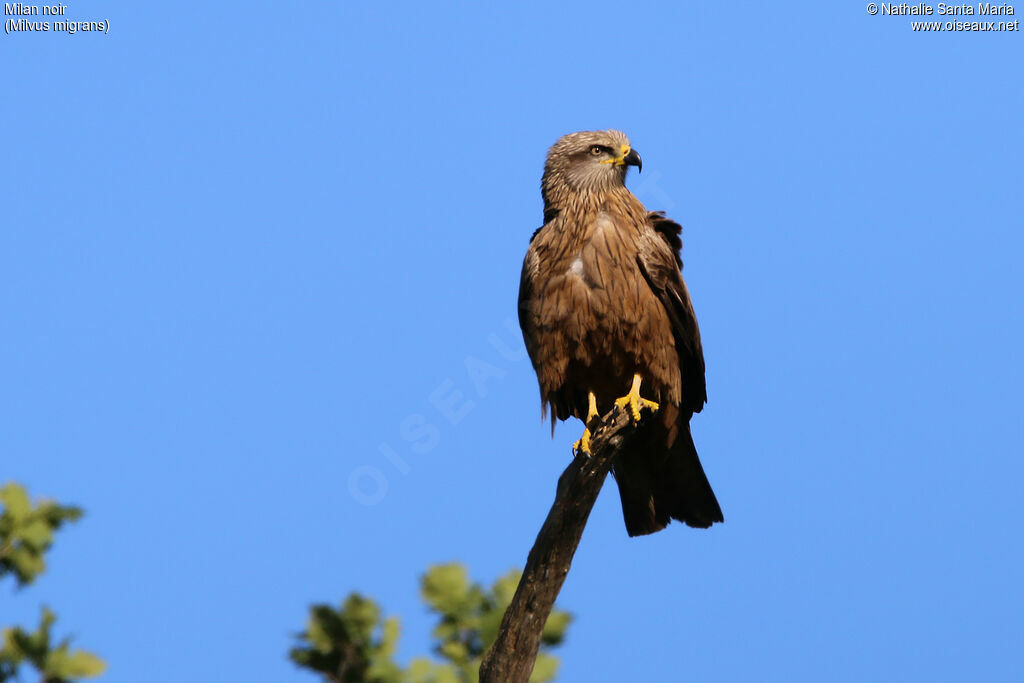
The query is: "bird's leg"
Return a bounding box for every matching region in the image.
[614,373,660,422]
[572,392,600,456]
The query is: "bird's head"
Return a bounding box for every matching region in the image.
[542,130,642,201]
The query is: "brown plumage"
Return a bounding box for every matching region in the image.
[517,130,723,536]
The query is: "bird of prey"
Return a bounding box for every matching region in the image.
[517,130,723,536]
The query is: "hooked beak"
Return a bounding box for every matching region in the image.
[623,148,642,173]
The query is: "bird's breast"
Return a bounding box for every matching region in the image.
[568,256,585,278]
[538,213,645,330]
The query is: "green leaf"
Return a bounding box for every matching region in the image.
[45,648,107,679]
[63,650,107,677]
[304,606,336,652]
[541,609,572,645]
[17,519,53,551]
[39,501,83,527]
[434,664,462,683]
[529,653,560,683]
[0,627,25,667]
[438,639,468,663]
[491,570,522,608]
[0,483,31,522]
[421,563,472,616]
[405,658,434,681]
[340,593,380,639]
[379,616,400,658]
[1,484,83,587]
[8,547,46,584]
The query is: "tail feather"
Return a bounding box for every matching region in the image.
[611,415,722,536]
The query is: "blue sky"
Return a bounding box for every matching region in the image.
[3,2,1022,681]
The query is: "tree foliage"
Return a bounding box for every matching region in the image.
[0,483,82,588]
[290,563,571,683]
[0,483,105,683]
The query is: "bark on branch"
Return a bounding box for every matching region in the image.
[479,406,636,683]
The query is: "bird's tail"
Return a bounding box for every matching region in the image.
[611,414,723,536]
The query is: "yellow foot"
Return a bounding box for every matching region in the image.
[573,428,592,455]
[572,391,600,456]
[614,373,660,422]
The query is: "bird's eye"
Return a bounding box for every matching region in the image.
[589,146,603,156]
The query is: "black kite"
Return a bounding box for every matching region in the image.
[518,130,723,536]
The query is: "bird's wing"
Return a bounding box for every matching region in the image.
[519,225,564,422]
[517,232,541,373]
[637,212,707,413]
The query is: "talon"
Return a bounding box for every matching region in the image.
[573,428,593,455]
[613,374,659,423]
[573,391,600,456]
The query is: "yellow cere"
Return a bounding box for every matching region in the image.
[600,145,632,166]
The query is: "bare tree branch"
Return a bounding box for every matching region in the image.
[479,406,636,683]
